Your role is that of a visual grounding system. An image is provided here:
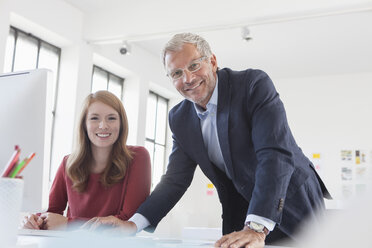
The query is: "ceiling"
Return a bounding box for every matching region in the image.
[61,0,372,79]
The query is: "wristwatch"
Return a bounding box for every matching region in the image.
[246,221,269,236]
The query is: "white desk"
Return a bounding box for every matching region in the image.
[17,231,289,248]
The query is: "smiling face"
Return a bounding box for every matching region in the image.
[165,43,218,109]
[85,101,121,151]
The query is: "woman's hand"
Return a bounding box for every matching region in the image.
[82,216,137,235]
[39,212,68,230]
[22,213,44,229]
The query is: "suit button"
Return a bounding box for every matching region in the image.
[278,198,285,211]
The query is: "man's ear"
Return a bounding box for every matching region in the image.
[210,54,218,72]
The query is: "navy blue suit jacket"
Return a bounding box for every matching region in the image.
[137,68,330,237]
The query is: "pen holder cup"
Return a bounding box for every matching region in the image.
[0,178,24,247]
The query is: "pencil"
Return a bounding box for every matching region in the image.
[1,146,21,177]
[8,158,26,178]
[17,153,36,176]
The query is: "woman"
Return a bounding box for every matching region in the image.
[23,90,151,230]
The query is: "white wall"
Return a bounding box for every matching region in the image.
[276,72,372,208]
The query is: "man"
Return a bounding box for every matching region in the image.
[86,33,331,248]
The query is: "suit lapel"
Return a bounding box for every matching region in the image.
[179,104,219,181]
[216,70,235,180]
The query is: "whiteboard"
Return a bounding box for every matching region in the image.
[0,69,53,212]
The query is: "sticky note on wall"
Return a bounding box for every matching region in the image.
[206,183,214,196]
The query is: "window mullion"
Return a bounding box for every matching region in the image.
[106,71,109,90]
[11,28,18,72]
[36,40,41,68]
[153,94,159,144]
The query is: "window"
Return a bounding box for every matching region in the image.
[91,65,124,100]
[4,27,61,106]
[145,92,168,189]
[3,26,61,181]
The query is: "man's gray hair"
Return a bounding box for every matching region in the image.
[162,33,212,67]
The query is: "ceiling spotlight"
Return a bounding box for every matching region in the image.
[241,26,253,42]
[119,41,131,55]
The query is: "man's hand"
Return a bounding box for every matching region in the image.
[81,216,137,235]
[214,226,265,248]
[40,212,68,230]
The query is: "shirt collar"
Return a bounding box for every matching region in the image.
[194,76,219,119]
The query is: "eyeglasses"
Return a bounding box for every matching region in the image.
[167,56,207,81]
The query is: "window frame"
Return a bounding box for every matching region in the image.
[145,91,169,189]
[6,26,61,74]
[91,65,125,99]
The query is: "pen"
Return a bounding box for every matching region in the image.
[17,152,36,176]
[1,145,21,177]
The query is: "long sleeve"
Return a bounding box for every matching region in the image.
[246,70,296,221]
[47,156,89,223]
[129,213,151,232]
[47,156,68,215]
[114,146,151,221]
